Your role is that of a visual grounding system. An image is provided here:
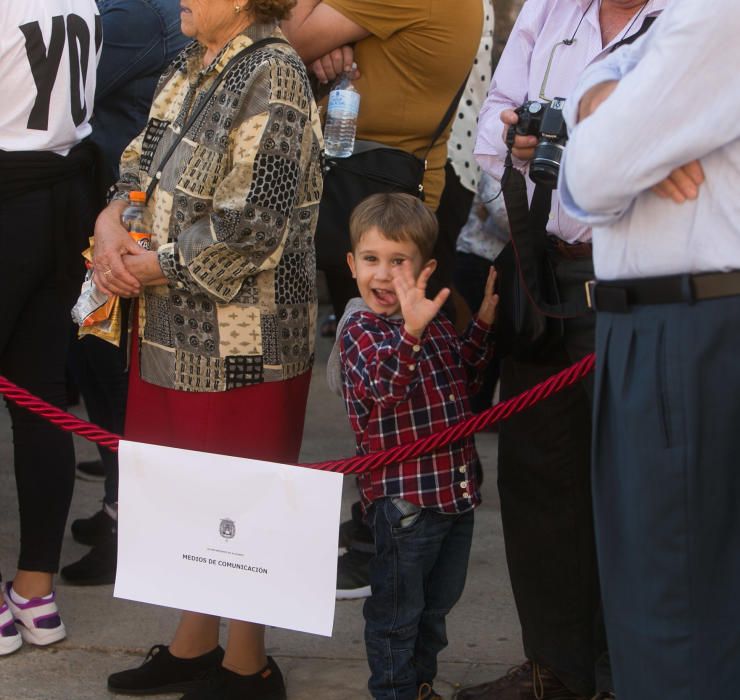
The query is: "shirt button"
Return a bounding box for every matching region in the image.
[449,393,455,402]
[412,344,421,353]
[460,481,468,489]
[462,492,470,499]
[408,363,416,371]
[459,466,467,473]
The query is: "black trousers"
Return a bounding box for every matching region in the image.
[69,334,128,505]
[0,175,95,575]
[497,250,610,696]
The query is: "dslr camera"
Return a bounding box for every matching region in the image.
[510,98,568,188]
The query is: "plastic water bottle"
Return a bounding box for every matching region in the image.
[324,65,360,158]
[121,191,153,249]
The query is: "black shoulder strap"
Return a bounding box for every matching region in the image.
[610,15,657,54]
[501,167,588,319]
[419,75,470,163]
[145,37,290,202]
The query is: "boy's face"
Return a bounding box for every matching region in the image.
[347,227,436,316]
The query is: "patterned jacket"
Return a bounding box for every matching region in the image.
[114,22,323,391]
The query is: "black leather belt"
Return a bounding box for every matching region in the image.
[547,236,593,260]
[585,271,740,312]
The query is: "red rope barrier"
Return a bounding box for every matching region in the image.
[306,352,595,473]
[0,352,594,474]
[0,379,122,452]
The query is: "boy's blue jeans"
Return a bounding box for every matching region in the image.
[364,497,475,700]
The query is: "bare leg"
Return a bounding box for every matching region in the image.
[169,611,221,659]
[12,570,53,599]
[223,621,267,675]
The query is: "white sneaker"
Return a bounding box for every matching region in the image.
[0,600,22,656]
[4,582,66,646]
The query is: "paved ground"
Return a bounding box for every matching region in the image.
[0,312,523,699]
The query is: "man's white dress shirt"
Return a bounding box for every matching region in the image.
[561,0,740,280]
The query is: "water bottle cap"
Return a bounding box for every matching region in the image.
[129,191,146,203]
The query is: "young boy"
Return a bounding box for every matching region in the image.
[328,192,498,700]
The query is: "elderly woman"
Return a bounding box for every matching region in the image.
[94,0,323,698]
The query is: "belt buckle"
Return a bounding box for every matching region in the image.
[585,280,596,309]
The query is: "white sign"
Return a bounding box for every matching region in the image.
[115,440,343,637]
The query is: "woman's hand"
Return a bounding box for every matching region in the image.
[500,109,537,162]
[392,261,450,340]
[120,251,168,296]
[93,200,145,297]
[310,45,360,84]
[477,267,499,327]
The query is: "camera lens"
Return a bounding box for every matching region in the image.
[530,141,564,188]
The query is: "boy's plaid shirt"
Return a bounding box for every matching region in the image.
[340,311,495,514]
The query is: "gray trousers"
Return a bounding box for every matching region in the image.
[592,295,740,700]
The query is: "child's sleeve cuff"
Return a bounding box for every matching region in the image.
[398,328,424,371]
[471,315,494,342]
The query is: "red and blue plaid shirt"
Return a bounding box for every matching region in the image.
[339,311,494,514]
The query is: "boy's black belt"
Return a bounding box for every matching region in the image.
[585,271,740,312]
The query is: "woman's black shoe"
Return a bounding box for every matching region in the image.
[76,458,106,481]
[71,507,117,547]
[60,539,117,586]
[108,644,225,695]
[180,658,286,700]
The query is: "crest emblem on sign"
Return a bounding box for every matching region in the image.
[219,518,236,539]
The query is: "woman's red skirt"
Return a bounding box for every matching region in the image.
[125,341,312,464]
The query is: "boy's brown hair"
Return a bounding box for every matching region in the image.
[349,192,438,261]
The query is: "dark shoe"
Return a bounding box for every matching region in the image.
[76,459,106,481]
[71,507,116,547]
[455,661,588,700]
[61,539,117,586]
[180,658,286,700]
[338,501,374,549]
[336,548,372,600]
[108,644,224,695]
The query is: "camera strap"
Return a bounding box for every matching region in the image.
[501,162,588,319]
[609,14,656,54]
[498,9,660,322]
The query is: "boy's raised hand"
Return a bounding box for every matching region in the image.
[477,267,499,326]
[392,261,450,340]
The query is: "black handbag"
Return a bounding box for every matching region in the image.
[316,81,466,272]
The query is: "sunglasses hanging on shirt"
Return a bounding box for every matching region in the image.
[539,0,649,101]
